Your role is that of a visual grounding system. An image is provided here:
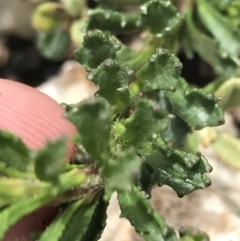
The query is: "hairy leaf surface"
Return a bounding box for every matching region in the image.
[88,59,132,113]
[87,9,143,34]
[67,98,111,163]
[136,48,182,92]
[0,130,32,172]
[118,186,177,241]
[141,0,181,36]
[138,139,212,197]
[75,30,121,70]
[34,138,67,182]
[166,78,224,129]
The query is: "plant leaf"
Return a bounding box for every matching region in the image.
[86,8,143,35]
[166,78,224,130]
[88,59,132,113]
[102,147,141,198]
[81,193,109,241]
[75,30,121,70]
[136,48,182,92]
[0,130,32,172]
[156,91,192,147]
[118,186,177,241]
[0,178,46,205]
[39,193,98,241]
[34,137,67,182]
[161,115,191,147]
[67,98,111,163]
[141,0,181,36]
[115,99,164,148]
[138,139,212,197]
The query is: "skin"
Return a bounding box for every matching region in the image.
[0,79,78,241]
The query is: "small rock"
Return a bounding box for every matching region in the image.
[37,60,97,104]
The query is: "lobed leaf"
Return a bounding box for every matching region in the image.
[86,8,143,35]
[67,98,111,163]
[136,48,182,92]
[88,59,132,113]
[75,30,121,70]
[141,0,181,36]
[118,186,177,241]
[0,130,32,172]
[165,78,224,130]
[138,139,212,197]
[115,99,164,148]
[102,147,141,198]
[34,138,67,183]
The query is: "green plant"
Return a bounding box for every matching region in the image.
[3,0,240,240]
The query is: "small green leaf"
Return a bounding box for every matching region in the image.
[118,186,177,241]
[115,99,160,148]
[88,59,132,113]
[34,138,67,182]
[136,48,182,92]
[166,78,224,130]
[37,28,70,61]
[179,226,210,241]
[86,9,143,35]
[141,0,181,36]
[0,130,32,172]
[215,77,240,111]
[138,139,212,197]
[102,147,141,197]
[0,193,54,240]
[67,98,111,163]
[75,30,121,70]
